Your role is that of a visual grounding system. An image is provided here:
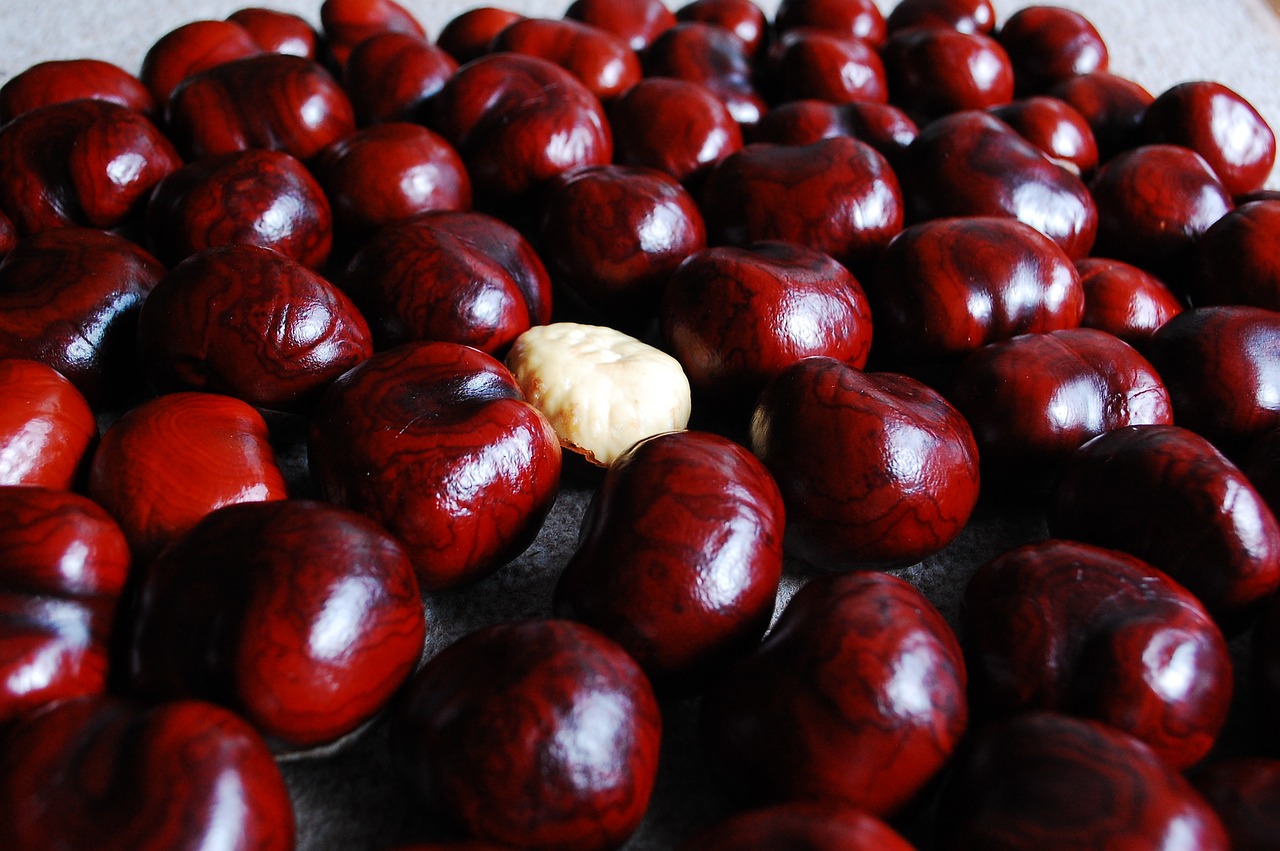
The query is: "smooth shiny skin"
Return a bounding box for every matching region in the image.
[491,17,641,102]
[996,5,1109,94]
[948,327,1173,487]
[662,241,873,405]
[553,431,784,690]
[938,712,1227,850]
[436,6,523,64]
[750,99,919,164]
[775,0,887,48]
[0,360,96,489]
[0,59,153,122]
[1051,424,1280,627]
[1076,257,1183,346]
[145,148,333,268]
[0,228,164,407]
[700,572,967,815]
[0,488,129,726]
[750,357,980,567]
[883,27,1014,121]
[128,499,426,750]
[900,110,1098,259]
[608,78,743,186]
[139,19,262,104]
[228,7,319,58]
[885,0,995,35]
[989,95,1099,175]
[1194,758,1280,851]
[89,391,288,563]
[1193,200,1280,309]
[341,210,552,354]
[564,0,675,50]
[0,696,295,851]
[319,0,425,67]
[680,803,914,851]
[641,22,765,125]
[762,28,888,105]
[1050,70,1153,162]
[964,539,1231,769]
[675,0,767,56]
[137,244,373,411]
[343,33,457,126]
[389,619,661,851]
[309,342,561,591]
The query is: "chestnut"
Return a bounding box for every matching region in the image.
[1050,424,1280,626]
[680,802,913,851]
[389,619,661,851]
[490,17,641,102]
[127,499,426,750]
[1192,200,1280,310]
[885,0,995,35]
[0,58,153,122]
[749,99,918,165]
[227,7,319,58]
[607,78,743,187]
[641,22,765,125]
[436,6,523,64]
[882,27,1014,121]
[996,5,1109,94]
[553,430,784,690]
[137,244,373,411]
[699,571,967,815]
[674,0,767,56]
[89,391,288,562]
[963,539,1230,769]
[775,0,887,48]
[0,487,129,726]
[1075,257,1183,346]
[343,33,457,126]
[139,19,262,104]
[751,357,980,568]
[762,28,888,106]
[988,95,1099,176]
[1049,70,1153,162]
[564,0,675,51]
[0,360,96,489]
[319,0,425,67]
[1193,758,1280,851]
[0,696,295,850]
[309,341,561,591]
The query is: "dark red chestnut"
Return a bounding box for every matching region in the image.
[1145,306,1280,455]
[553,430,783,689]
[138,244,372,411]
[938,712,1227,850]
[0,487,129,726]
[0,360,96,489]
[680,802,914,851]
[700,571,967,815]
[675,0,767,56]
[1075,257,1183,346]
[565,0,676,51]
[320,0,426,67]
[996,5,1109,94]
[775,0,887,48]
[227,7,319,58]
[89,391,288,562]
[751,357,980,567]
[539,164,705,326]
[1051,424,1280,626]
[1050,70,1153,162]
[309,342,561,591]
[662,241,872,405]
[128,499,425,750]
[344,33,457,126]
[428,53,612,207]
[0,228,163,407]
[899,110,1097,259]
[0,59,153,122]
[868,216,1083,365]
[989,95,1099,175]
[389,619,661,850]
[1193,758,1280,851]
[145,148,333,269]
[314,123,471,238]
[885,0,995,35]
[882,27,1014,121]
[1140,80,1276,197]
[139,19,262,104]
[641,22,766,125]
[491,17,641,102]
[1193,200,1280,309]
[436,7,524,64]
[0,99,180,236]
[963,539,1230,769]
[341,211,552,354]
[699,136,903,275]
[948,328,1172,487]
[762,28,887,105]
[608,78,743,186]
[749,99,918,163]
[166,54,356,163]
[0,696,295,850]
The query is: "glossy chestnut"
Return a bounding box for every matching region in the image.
[749,99,918,164]
[89,391,288,563]
[948,328,1172,487]
[751,357,980,567]
[775,0,887,48]
[699,136,903,276]
[553,430,783,690]
[166,54,356,163]
[1192,200,1280,309]
[1193,758,1280,851]
[314,123,471,238]
[436,6,523,64]
[539,164,705,327]
[996,5,1109,94]
[389,619,661,851]
[0,360,96,489]
[989,95,1099,175]
[899,110,1097,259]
[139,19,262,104]
[1051,424,1280,626]
[662,241,872,406]
[138,244,372,411]
[0,228,163,407]
[1049,70,1153,162]
[564,0,675,51]
[145,148,333,269]
[1144,306,1280,455]
[675,0,767,56]
[641,22,765,125]
[309,342,561,591]
[869,216,1083,366]
[1140,81,1276,197]
[680,803,913,851]
[0,59,153,122]
[885,0,995,35]
[227,7,319,58]
[963,539,1230,769]
[608,78,743,186]
[128,499,425,750]
[0,696,294,851]
[762,28,887,105]
[882,27,1014,121]
[1076,257,1183,346]
[319,0,425,67]
[491,17,641,102]
[0,99,180,237]
[343,33,457,126]
[0,487,129,726]
[938,712,1227,850]
[341,211,551,354]
[700,571,967,815]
